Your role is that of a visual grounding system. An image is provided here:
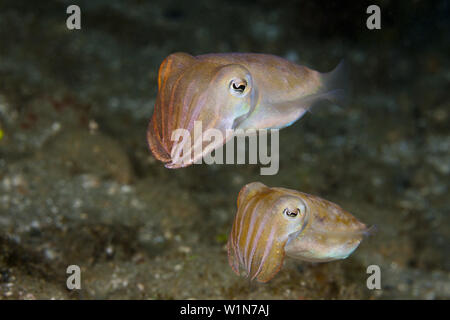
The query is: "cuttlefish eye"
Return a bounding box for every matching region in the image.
[283,207,303,218]
[229,78,248,97]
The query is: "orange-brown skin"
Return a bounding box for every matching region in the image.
[147,53,347,168]
[227,182,371,283]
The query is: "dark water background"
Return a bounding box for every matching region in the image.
[0,0,448,299]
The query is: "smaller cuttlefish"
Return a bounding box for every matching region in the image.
[147,53,348,168]
[228,182,374,283]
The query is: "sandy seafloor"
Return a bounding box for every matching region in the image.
[0,0,448,299]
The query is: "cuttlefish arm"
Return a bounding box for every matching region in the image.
[147,52,197,162]
[228,182,309,282]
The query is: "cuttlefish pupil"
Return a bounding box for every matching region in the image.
[283,207,301,218]
[230,79,247,94]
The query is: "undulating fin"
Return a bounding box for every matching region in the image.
[362,224,377,237]
[282,60,350,128]
[275,60,351,128]
[236,61,350,130]
[317,60,350,107]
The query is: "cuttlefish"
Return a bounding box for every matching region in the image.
[227,182,373,283]
[147,52,348,168]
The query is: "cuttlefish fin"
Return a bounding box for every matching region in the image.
[237,60,350,130]
[277,60,350,128]
[313,60,350,108]
[362,225,377,237]
[308,224,377,239]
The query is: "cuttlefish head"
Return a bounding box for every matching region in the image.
[227,182,309,282]
[147,53,255,168]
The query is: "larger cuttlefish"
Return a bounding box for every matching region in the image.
[227,182,373,283]
[147,52,348,168]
